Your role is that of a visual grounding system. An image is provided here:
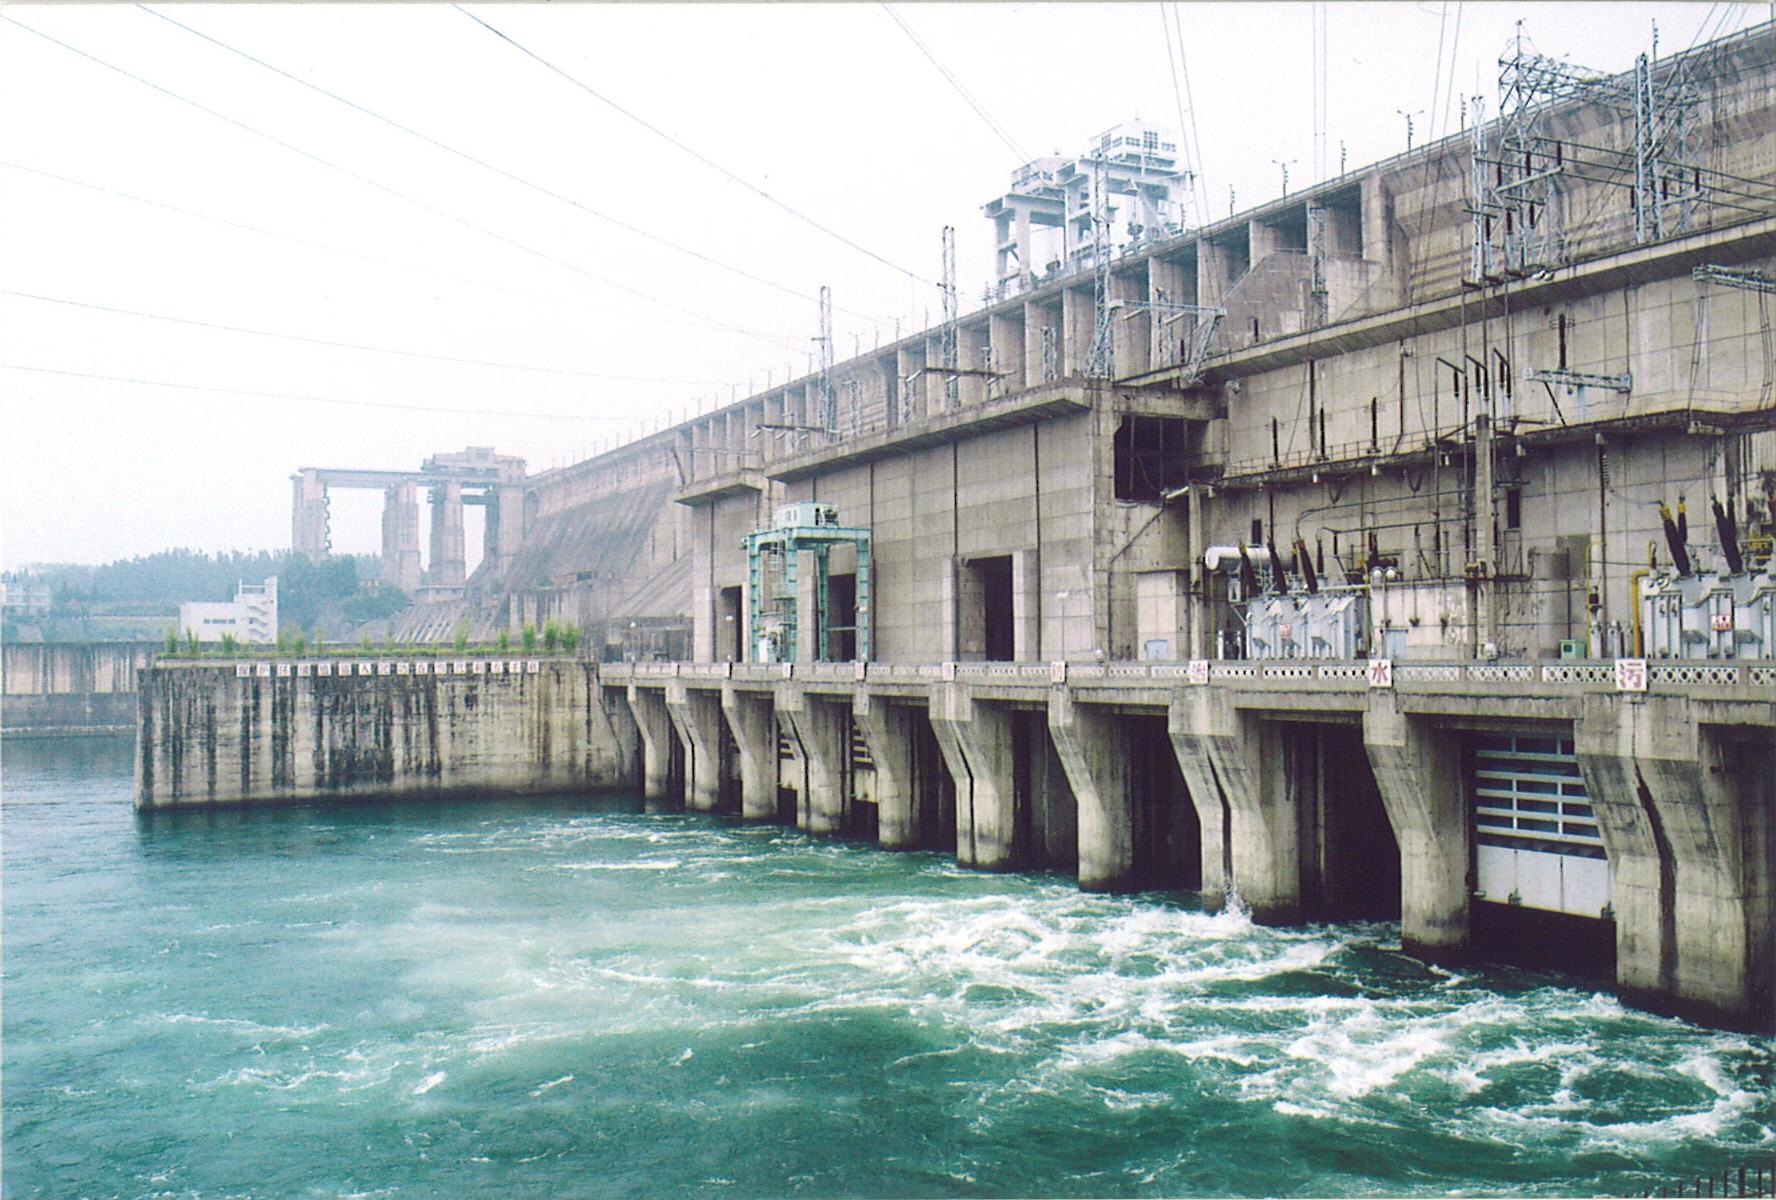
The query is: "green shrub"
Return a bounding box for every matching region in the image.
[521,623,538,653]
[542,619,561,652]
[497,629,511,652]
[452,620,469,653]
[561,625,581,653]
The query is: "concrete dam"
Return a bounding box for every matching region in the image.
[138,23,1776,1037]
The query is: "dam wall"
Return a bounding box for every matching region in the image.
[3,641,156,736]
[135,658,634,810]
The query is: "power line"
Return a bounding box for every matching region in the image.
[880,5,1031,165]
[1,289,738,385]
[0,14,806,353]
[137,4,892,327]
[1168,4,1211,224]
[1,363,656,424]
[2,161,738,335]
[452,3,934,289]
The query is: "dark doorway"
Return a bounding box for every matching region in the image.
[827,572,857,661]
[719,586,742,662]
[912,710,957,852]
[1010,709,1078,874]
[967,556,1015,661]
[1289,724,1401,921]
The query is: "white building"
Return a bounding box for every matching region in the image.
[180,577,278,645]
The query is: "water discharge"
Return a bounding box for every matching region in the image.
[5,737,1771,1197]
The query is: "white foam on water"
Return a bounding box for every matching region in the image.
[529,1074,573,1096]
[151,1012,330,1040]
[411,1071,446,1095]
[547,859,681,872]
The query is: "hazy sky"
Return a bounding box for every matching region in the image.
[2,1,1763,569]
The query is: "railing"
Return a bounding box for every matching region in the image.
[602,658,1776,693]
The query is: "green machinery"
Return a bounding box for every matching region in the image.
[742,502,873,663]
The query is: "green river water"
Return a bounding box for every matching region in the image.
[3,736,1770,1198]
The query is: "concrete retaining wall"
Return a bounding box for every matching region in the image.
[135,660,633,810]
[3,642,157,735]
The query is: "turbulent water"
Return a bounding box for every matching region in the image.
[4,737,1771,1199]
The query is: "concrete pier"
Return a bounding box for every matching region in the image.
[721,684,777,821]
[625,683,676,808]
[775,685,847,835]
[928,683,1019,870]
[853,691,919,849]
[1363,698,1470,964]
[1048,688,1133,891]
[665,681,726,812]
[1576,694,1775,1031]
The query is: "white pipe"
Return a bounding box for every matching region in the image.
[1203,544,1277,571]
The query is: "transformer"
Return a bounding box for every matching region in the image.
[1639,569,1776,659]
[1245,588,1368,660]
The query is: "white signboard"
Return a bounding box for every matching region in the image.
[1187,659,1211,686]
[1615,658,1649,692]
[1367,659,1394,689]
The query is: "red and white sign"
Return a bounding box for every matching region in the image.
[1367,659,1394,688]
[1187,659,1211,685]
[1711,613,1733,632]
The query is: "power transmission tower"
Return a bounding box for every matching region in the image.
[940,226,959,410]
[816,285,836,437]
[1087,154,1116,378]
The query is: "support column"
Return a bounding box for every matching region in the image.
[1167,687,1300,921]
[1047,687,1133,891]
[1011,548,1041,662]
[291,469,329,562]
[795,550,820,664]
[721,685,777,822]
[666,681,724,813]
[625,684,674,808]
[1576,694,1775,1033]
[928,683,1017,869]
[484,484,526,582]
[380,480,422,594]
[427,481,466,588]
[775,685,846,835]
[854,691,918,849]
[1362,693,1470,965]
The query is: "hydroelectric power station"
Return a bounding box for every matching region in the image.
[135,24,1776,1037]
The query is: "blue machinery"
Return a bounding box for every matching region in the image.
[743,503,873,663]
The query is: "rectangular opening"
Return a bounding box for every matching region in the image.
[719,586,742,662]
[1114,415,1190,502]
[963,556,1016,662]
[827,572,857,662]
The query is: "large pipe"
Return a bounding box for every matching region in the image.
[1203,545,1278,571]
[1658,501,1693,576]
[1713,498,1744,575]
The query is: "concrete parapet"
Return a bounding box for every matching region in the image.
[928,683,1017,869]
[665,680,725,813]
[721,684,777,821]
[1047,687,1133,891]
[1576,694,1775,1033]
[775,684,846,834]
[1361,695,1470,964]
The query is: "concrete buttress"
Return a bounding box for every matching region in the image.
[721,684,777,821]
[1047,687,1134,890]
[1167,686,1300,922]
[666,681,724,813]
[928,683,1017,869]
[625,684,675,806]
[853,691,917,849]
[1362,694,1470,964]
[1576,694,1776,1033]
[775,685,846,835]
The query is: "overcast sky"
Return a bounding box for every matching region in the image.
[2,1,1764,571]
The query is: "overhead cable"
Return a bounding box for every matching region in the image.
[137,5,891,325]
[453,3,934,288]
[0,14,805,353]
[1,363,657,424]
[2,289,737,386]
[881,5,1032,166]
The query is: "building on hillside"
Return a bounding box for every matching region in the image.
[179,577,278,645]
